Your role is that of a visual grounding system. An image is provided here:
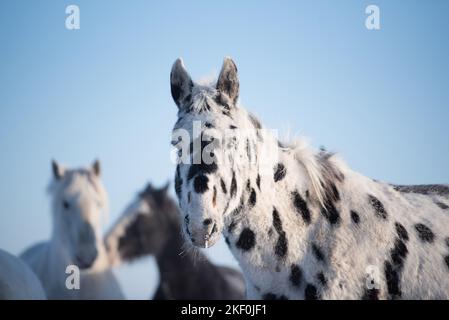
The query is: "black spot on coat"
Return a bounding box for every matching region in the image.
[193,175,209,193]
[248,188,257,208]
[262,293,288,300]
[256,174,261,190]
[384,261,401,298]
[350,210,360,224]
[292,191,311,224]
[362,288,379,300]
[321,201,340,225]
[395,222,409,241]
[289,265,302,287]
[187,134,218,179]
[230,171,237,198]
[236,228,256,251]
[390,239,408,266]
[272,208,288,258]
[312,243,325,262]
[368,195,388,219]
[220,178,227,194]
[246,139,252,162]
[273,163,286,182]
[262,293,276,300]
[187,162,218,181]
[245,179,251,191]
[272,208,283,233]
[414,223,435,243]
[200,161,218,176]
[435,201,449,210]
[275,234,288,258]
[383,222,410,299]
[316,272,327,286]
[187,165,199,181]
[305,284,319,300]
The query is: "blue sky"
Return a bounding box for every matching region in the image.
[0,0,448,298]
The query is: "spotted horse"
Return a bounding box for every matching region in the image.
[169,57,449,300]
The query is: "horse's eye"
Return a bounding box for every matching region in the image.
[63,201,70,210]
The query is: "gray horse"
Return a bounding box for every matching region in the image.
[0,248,46,300]
[105,183,245,299]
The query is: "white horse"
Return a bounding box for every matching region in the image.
[0,248,46,299]
[21,160,124,299]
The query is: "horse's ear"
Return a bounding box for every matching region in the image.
[52,160,65,180]
[217,57,239,105]
[170,58,193,109]
[92,159,101,176]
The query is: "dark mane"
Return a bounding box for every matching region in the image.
[139,182,173,207]
[392,184,449,196]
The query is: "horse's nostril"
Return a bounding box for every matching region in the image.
[206,223,217,238]
[211,223,217,235]
[203,218,213,226]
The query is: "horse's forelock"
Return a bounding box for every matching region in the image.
[48,168,109,218]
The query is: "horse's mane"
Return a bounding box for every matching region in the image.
[277,137,345,208]
[245,104,348,209]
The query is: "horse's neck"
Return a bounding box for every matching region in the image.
[226,132,313,223]
[47,236,71,270]
[156,226,211,285]
[156,227,190,274]
[49,221,109,273]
